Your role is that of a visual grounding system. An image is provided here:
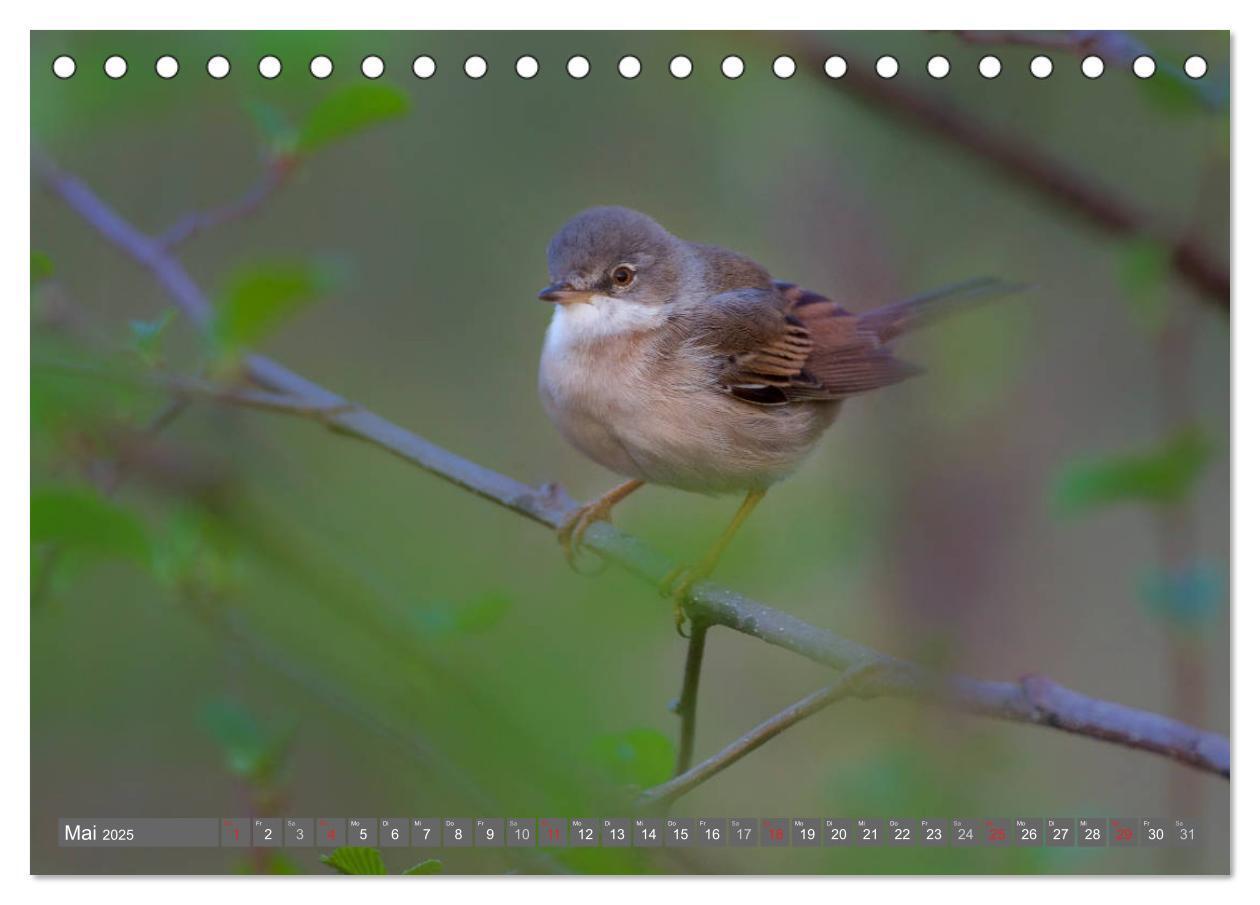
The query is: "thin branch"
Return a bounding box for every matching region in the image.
[641,664,880,808]
[35,357,357,419]
[949,31,1224,111]
[671,620,710,776]
[36,154,1231,780]
[786,39,1229,311]
[156,156,294,250]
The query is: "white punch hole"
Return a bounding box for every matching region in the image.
[618,55,641,79]
[978,55,1001,79]
[927,55,950,79]
[361,55,385,79]
[772,55,796,79]
[1030,55,1053,79]
[155,56,179,79]
[1132,55,1156,79]
[1184,55,1208,79]
[875,55,898,79]
[1081,55,1104,79]
[310,56,333,79]
[412,56,436,79]
[824,55,847,79]
[52,55,77,79]
[464,55,487,79]
[104,55,128,79]
[721,55,744,79]
[258,55,282,79]
[670,55,693,79]
[207,55,231,79]
[515,55,539,79]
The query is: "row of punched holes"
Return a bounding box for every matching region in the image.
[50,52,1210,82]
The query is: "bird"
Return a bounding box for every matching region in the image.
[537,206,1021,633]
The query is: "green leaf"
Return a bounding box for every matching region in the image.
[1053,428,1214,514]
[1116,237,1172,332]
[32,251,54,285]
[454,592,511,632]
[129,311,174,366]
[402,858,442,875]
[415,592,512,636]
[1140,562,1225,629]
[262,853,302,874]
[589,728,675,789]
[246,99,298,157]
[233,852,302,874]
[320,846,387,875]
[31,487,150,562]
[1140,68,1204,116]
[297,83,409,154]
[31,345,150,437]
[211,261,339,355]
[201,698,295,782]
[150,508,241,596]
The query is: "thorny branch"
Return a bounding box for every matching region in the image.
[35,154,1230,807]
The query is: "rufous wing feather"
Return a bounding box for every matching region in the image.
[701,278,1022,407]
[775,281,921,400]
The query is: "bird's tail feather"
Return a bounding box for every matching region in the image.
[859,276,1030,343]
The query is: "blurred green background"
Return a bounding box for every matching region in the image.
[30,31,1229,874]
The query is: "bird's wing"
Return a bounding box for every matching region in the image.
[776,280,924,400]
[684,283,918,407]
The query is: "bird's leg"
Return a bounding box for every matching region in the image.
[557,479,645,571]
[661,489,766,634]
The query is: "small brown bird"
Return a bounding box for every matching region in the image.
[538,206,1019,631]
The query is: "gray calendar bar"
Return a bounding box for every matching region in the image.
[59,818,220,847]
[57,816,1204,847]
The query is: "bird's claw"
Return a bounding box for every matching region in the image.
[557,501,611,575]
[659,564,701,637]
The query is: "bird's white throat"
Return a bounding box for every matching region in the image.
[544,296,668,350]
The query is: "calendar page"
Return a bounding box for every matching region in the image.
[28,27,1230,879]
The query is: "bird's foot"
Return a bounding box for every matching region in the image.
[557,499,616,574]
[659,563,708,637]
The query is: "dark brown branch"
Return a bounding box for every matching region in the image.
[671,620,710,776]
[950,30,1156,68]
[641,664,880,807]
[788,39,1229,311]
[36,154,1230,781]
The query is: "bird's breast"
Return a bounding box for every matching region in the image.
[539,303,664,480]
[539,304,839,493]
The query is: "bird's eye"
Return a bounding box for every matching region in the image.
[611,265,635,287]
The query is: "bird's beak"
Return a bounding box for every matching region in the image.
[538,282,592,304]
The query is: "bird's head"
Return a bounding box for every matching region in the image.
[539,206,683,309]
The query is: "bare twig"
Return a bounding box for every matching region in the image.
[641,664,880,807]
[35,357,357,419]
[786,39,1229,311]
[950,31,1224,111]
[671,620,710,776]
[157,157,295,250]
[35,154,1231,781]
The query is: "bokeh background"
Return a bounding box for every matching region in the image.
[30,30,1229,874]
